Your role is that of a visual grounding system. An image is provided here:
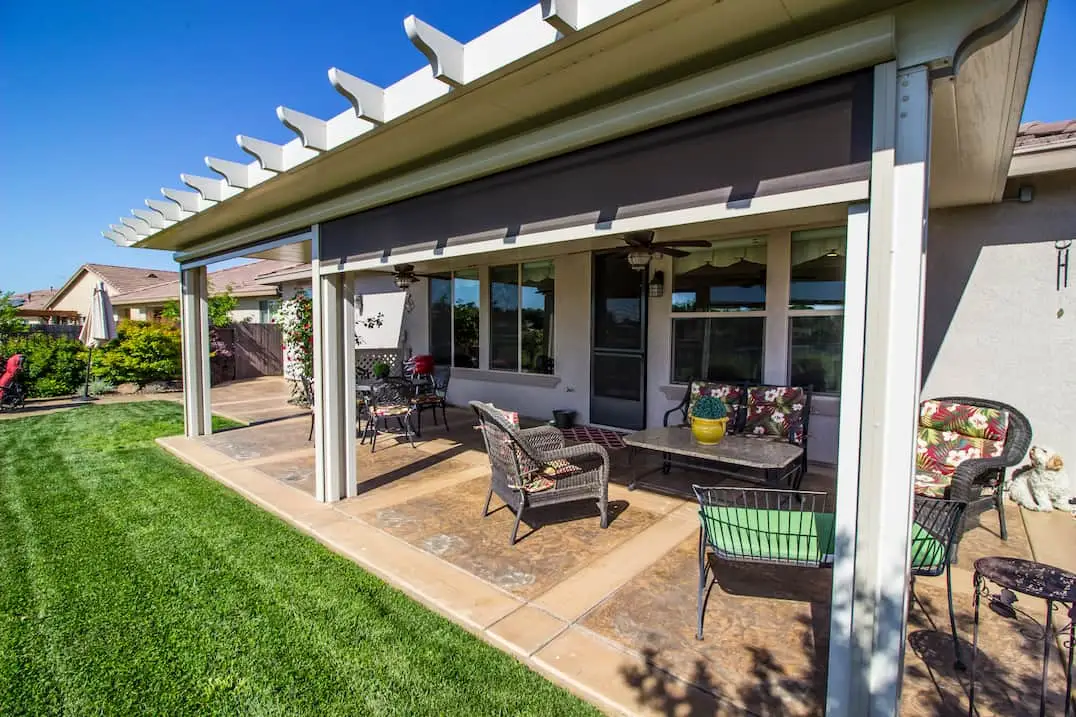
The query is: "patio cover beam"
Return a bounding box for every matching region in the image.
[311,226,357,502]
[180,266,212,437]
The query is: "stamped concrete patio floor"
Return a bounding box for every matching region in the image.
[160,405,1075,716]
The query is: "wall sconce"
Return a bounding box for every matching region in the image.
[648,270,665,298]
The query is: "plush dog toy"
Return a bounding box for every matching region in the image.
[1008,446,1073,514]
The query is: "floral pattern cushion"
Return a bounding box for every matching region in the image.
[914,469,951,498]
[918,400,1008,442]
[688,382,744,423]
[413,393,444,406]
[744,387,808,442]
[373,404,411,417]
[522,459,583,493]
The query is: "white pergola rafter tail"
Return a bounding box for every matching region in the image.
[540,0,580,33]
[328,68,387,125]
[110,224,138,243]
[121,215,154,237]
[181,173,238,203]
[146,198,193,222]
[103,230,134,246]
[161,187,211,214]
[205,156,274,189]
[132,208,174,230]
[404,15,466,88]
[276,106,375,152]
[237,134,319,173]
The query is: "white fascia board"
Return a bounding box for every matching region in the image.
[180,174,237,202]
[237,134,320,172]
[162,187,211,214]
[146,198,193,222]
[175,17,892,264]
[132,208,174,230]
[205,156,274,189]
[321,181,869,275]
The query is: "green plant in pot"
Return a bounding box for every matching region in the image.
[372,361,391,379]
[690,395,729,445]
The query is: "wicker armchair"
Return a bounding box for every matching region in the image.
[915,396,1031,540]
[471,401,610,545]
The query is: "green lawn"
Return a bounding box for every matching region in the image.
[0,402,594,716]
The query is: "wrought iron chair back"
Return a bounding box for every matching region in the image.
[694,486,834,569]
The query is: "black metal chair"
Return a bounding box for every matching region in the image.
[359,378,418,451]
[413,367,450,433]
[471,401,609,545]
[302,375,316,441]
[693,486,967,667]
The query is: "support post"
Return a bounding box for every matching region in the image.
[835,61,932,716]
[312,226,357,502]
[180,265,212,437]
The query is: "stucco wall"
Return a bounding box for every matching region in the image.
[923,170,1076,457]
[229,297,265,324]
[50,271,110,320]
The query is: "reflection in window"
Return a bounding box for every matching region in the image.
[489,265,519,371]
[671,238,767,313]
[429,275,452,366]
[671,317,765,383]
[521,261,554,375]
[789,316,843,393]
[452,270,480,368]
[790,227,847,309]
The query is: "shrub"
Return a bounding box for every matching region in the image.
[691,395,728,420]
[372,361,390,379]
[0,332,87,397]
[88,379,116,396]
[93,321,182,388]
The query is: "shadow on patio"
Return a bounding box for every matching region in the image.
[164,401,1074,717]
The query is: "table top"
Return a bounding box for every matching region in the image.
[974,557,1076,603]
[623,426,803,470]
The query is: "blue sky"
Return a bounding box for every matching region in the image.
[1,1,1073,294]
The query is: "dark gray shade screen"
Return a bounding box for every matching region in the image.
[321,70,873,263]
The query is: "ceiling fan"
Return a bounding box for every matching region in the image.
[391,263,429,290]
[615,231,712,270]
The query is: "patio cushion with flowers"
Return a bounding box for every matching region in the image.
[744,386,809,443]
[913,400,1009,498]
[372,405,412,417]
[485,407,583,492]
[688,381,746,427]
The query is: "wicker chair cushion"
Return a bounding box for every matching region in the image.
[919,400,1009,441]
[744,387,808,441]
[914,401,1009,492]
[688,381,745,421]
[914,469,951,498]
[522,459,584,493]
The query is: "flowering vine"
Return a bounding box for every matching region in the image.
[275,291,313,381]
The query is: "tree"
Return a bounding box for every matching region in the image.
[0,292,28,342]
[161,289,243,328]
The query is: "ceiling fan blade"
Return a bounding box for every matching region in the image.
[656,247,691,258]
[392,263,414,273]
[621,230,655,246]
[653,239,712,248]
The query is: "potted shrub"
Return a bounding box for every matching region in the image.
[690,395,729,445]
[372,361,391,379]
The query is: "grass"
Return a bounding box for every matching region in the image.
[0,402,595,716]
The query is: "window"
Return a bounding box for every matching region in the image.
[788,227,847,393]
[670,237,767,383]
[258,299,281,324]
[489,261,555,375]
[429,271,482,368]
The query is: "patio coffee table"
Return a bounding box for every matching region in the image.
[623,425,804,489]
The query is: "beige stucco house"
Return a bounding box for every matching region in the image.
[43,260,301,324]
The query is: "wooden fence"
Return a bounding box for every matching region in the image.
[225,323,283,380]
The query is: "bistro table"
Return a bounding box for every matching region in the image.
[968,556,1076,717]
[622,425,804,489]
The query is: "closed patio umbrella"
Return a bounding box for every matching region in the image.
[75,282,117,401]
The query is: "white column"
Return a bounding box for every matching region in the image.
[179,265,211,437]
[312,225,358,502]
[834,61,932,716]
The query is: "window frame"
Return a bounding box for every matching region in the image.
[488,260,555,375]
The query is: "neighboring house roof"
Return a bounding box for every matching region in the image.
[110,259,302,306]
[1009,119,1076,177]
[44,263,179,310]
[10,288,57,310]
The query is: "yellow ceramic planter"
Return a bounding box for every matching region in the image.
[691,416,728,445]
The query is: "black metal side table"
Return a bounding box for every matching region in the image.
[969,557,1076,717]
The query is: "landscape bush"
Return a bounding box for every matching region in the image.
[0,332,88,397]
[93,320,182,388]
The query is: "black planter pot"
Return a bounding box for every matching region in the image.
[552,409,577,429]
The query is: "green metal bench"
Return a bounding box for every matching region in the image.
[693,486,967,666]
